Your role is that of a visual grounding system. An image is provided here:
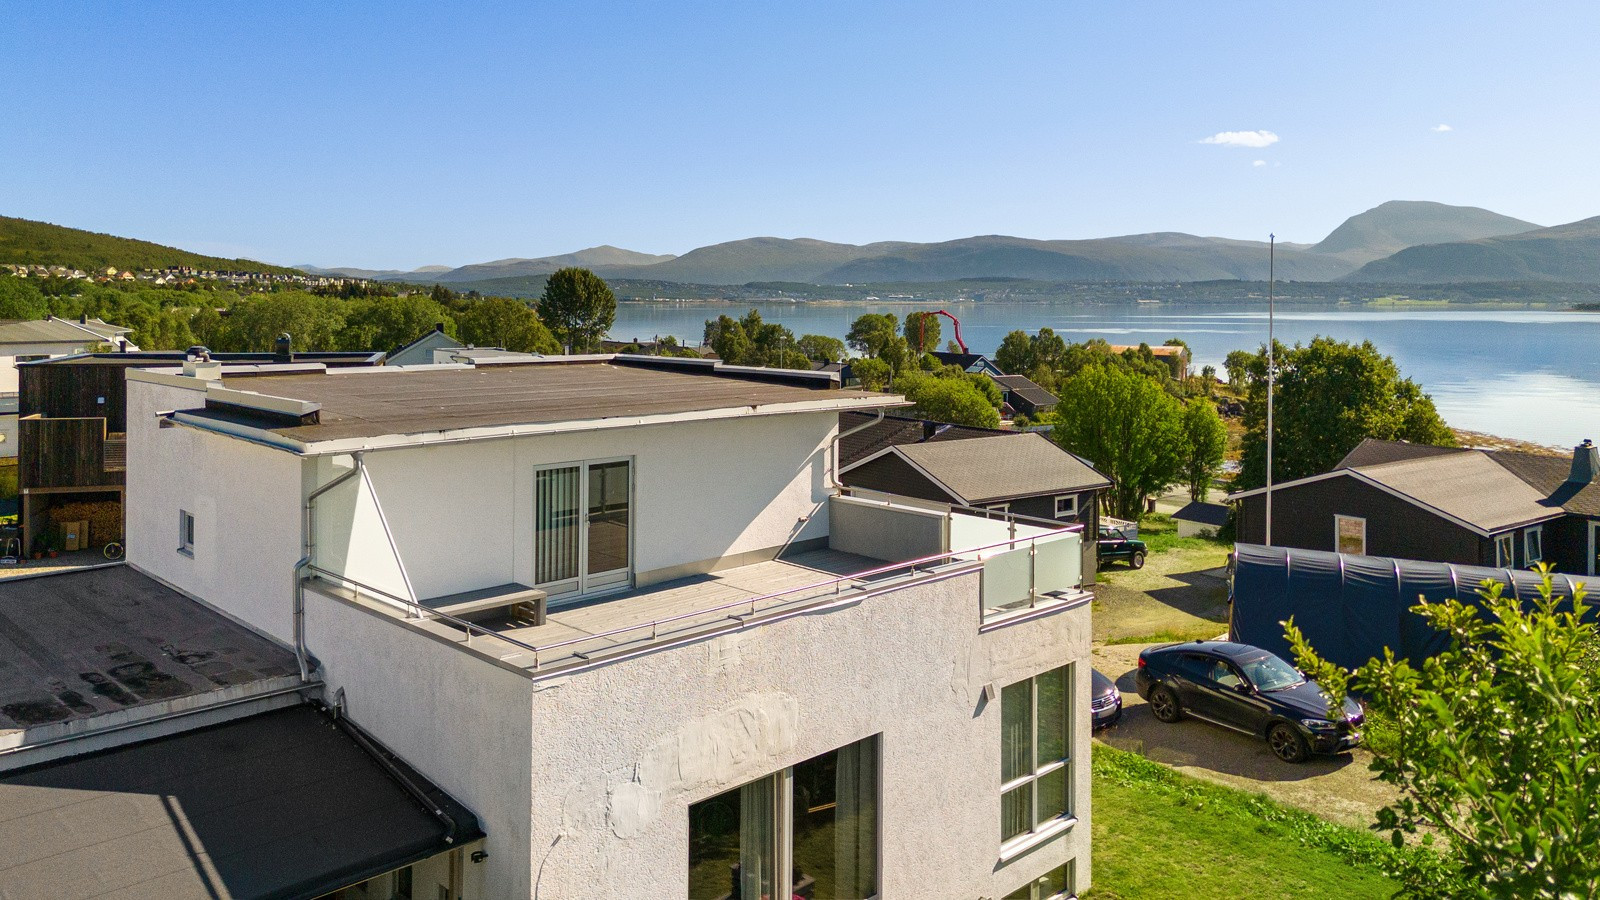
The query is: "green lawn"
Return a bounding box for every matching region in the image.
[1086,745,1405,900]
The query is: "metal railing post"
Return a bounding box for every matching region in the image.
[1029,541,1038,608]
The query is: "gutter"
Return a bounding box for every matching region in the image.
[293,452,365,681]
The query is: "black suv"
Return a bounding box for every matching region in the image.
[1134,640,1363,762]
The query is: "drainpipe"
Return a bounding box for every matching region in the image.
[829,408,885,490]
[293,452,364,682]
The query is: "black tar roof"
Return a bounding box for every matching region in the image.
[24,350,384,368]
[196,356,896,444]
[0,704,482,900]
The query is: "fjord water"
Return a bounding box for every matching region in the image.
[610,301,1600,448]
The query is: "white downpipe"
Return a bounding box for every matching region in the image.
[294,452,364,682]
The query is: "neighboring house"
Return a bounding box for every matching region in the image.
[0,315,137,393]
[929,349,1006,376]
[0,566,482,899]
[1172,500,1229,538]
[1231,438,1600,575]
[839,412,1111,578]
[386,322,463,365]
[16,347,383,551]
[101,353,1095,897]
[1108,343,1189,380]
[990,373,1059,418]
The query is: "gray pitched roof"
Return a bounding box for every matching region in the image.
[838,411,1017,467]
[889,432,1112,504]
[1336,438,1465,469]
[989,374,1059,409]
[0,317,126,347]
[1492,449,1600,517]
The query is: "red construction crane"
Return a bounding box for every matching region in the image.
[933,309,967,353]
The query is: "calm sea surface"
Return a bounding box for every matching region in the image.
[609,300,1600,447]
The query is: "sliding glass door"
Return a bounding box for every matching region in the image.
[534,459,632,601]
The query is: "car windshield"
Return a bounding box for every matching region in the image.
[1238,654,1304,691]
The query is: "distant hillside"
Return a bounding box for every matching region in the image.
[0,215,301,275]
[1311,201,1539,265]
[432,245,675,282]
[1344,216,1600,283]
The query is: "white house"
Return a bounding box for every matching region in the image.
[110,354,1094,898]
[0,315,137,394]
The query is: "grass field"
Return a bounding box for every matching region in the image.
[1086,744,1408,900]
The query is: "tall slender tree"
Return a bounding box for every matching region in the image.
[538,267,616,353]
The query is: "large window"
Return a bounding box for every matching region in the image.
[688,736,879,900]
[1001,665,1073,849]
[1003,861,1077,900]
[1334,515,1365,556]
[1524,526,1543,565]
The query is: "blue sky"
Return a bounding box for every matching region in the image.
[3,2,1596,269]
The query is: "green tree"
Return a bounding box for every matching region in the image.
[704,314,753,365]
[903,311,942,354]
[456,296,561,353]
[1179,399,1228,502]
[338,295,455,353]
[132,307,198,351]
[212,293,347,351]
[1236,337,1454,490]
[797,334,846,364]
[994,329,1035,376]
[893,372,1001,428]
[702,309,808,369]
[1052,364,1184,520]
[1223,349,1253,388]
[846,313,899,357]
[537,267,615,353]
[1286,570,1598,899]
[0,276,48,319]
[851,357,892,391]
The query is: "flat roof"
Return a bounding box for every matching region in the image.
[0,567,299,735]
[169,356,903,450]
[0,704,482,899]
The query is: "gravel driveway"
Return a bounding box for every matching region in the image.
[1092,641,1399,830]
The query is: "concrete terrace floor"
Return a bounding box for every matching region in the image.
[313,548,892,672]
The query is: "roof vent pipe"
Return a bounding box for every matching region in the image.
[274,333,294,363]
[1570,439,1599,485]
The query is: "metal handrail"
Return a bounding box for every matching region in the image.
[306,525,1082,671]
[837,485,1083,534]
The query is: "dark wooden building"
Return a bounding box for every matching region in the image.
[988,374,1058,419]
[839,412,1111,577]
[18,349,383,550]
[1232,438,1600,576]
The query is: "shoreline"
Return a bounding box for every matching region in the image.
[1450,428,1567,456]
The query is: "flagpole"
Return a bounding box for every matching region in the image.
[1265,233,1275,547]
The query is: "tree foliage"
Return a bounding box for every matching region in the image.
[702,309,809,369]
[903,311,943,354]
[338,295,455,353]
[845,313,899,357]
[1178,399,1228,502]
[456,296,560,354]
[892,371,1001,428]
[1051,364,1184,520]
[1286,571,1600,899]
[1236,337,1455,490]
[851,357,892,391]
[796,333,846,364]
[537,267,615,353]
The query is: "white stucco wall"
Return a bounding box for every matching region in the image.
[304,591,536,897]
[126,378,306,644]
[311,411,836,602]
[520,569,1093,898]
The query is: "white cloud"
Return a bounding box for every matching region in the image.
[1199,129,1279,148]
[1252,159,1267,167]
[1432,123,1453,132]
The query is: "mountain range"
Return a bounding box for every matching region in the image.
[309,201,1565,286]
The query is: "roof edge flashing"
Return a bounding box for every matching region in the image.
[205,382,322,417]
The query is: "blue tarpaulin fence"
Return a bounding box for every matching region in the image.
[1229,543,1589,671]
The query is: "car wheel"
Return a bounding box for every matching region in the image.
[1130,551,1145,570]
[1268,722,1309,763]
[1148,685,1182,723]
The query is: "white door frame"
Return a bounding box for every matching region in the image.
[1590,520,1598,577]
[533,457,635,603]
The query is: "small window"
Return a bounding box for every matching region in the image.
[987,503,1011,514]
[1495,533,1516,567]
[1334,515,1366,555]
[1003,860,1077,900]
[1054,495,1078,518]
[178,510,195,557]
[1524,526,1543,565]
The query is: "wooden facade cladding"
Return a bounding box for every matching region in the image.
[19,362,128,429]
[18,415,123,489]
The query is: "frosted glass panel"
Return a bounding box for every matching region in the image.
[983,545,1033,611]
[1033,533,1082,596]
